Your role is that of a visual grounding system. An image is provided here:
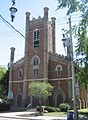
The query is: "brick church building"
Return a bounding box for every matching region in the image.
[8,7,88,108]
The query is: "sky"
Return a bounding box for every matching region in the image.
[0,0,81,68]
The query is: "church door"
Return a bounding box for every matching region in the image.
[17,94,22,107]
[55,93,63,106]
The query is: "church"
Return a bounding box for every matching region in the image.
[8,7,88,108]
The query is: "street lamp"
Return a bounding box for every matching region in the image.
[62,34,67,48]
[9,0,18,22]
[62,33,69,53]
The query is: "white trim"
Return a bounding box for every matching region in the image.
[49,77,72,81]
[9,81,23,83]
[9,78,49,83]
[55,64,62,71]
[9,77,72,83]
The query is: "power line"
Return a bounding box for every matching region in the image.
[0,15,82,40]
[0,28,24,35]
[0,14,76,66]
[0,14,25,38]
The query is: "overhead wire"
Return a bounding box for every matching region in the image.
[0,14,25,38]
[0,14,81,66]
[0,14,82,39]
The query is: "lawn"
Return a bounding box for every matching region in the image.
[44,112,67,116]
[79,108,88,116]
[44,108,88,117]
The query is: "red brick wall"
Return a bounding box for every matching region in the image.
[48,59,68,79]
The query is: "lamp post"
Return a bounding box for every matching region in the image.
[9,0,18,22]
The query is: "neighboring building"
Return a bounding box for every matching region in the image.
[8,7,88,108]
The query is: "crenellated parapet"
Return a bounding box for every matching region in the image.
[49,52,68,64]
[12,57,24,70]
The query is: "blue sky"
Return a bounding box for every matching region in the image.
[0,0,80,67]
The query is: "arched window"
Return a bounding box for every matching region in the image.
[31,56,40,78]
[55,65,62,77]
[33,29,40,48]
[18,69,23,79]
[33,66,39,77]
[33,57,39,65]
[31,55,40,65]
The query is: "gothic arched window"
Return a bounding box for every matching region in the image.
[31,56,40,78]
[55,65,62,77]
[33,29,40,48]
[18,69,23,79]
[33,57,39,65]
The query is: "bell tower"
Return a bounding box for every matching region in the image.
[23,7,56,103]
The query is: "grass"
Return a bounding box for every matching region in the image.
[79,108,88,116]
[79,108,88,112]
[44,108,88,117]
[44,112,67,116]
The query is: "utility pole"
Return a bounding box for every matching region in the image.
[68,16,78,120]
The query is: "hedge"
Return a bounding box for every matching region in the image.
[0,103,10,112]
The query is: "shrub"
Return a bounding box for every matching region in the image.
[36,106,60,112]
[36,106,44,112]
[0,103,10,111]
[59,103,70,112]
[45,106,60,112]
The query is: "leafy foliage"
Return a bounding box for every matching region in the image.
[36,106,60,112]
[59,103,70,112]
[0,67,6,80]
[28,82,53,105]
[0,67,9,100]
[56,0,88,87]
[56,0,79,15]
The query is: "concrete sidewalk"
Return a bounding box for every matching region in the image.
[0,111,67,120]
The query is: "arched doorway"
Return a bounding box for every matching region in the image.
[16,94,22,107]
[56,93,63,106]
[54,91,65,107]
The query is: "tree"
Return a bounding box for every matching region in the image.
[0,67,9,101]
[56,0,88,87]
[0,67,6,80]
[28,82,53,106]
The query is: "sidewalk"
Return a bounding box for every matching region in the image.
[0,111,67,120]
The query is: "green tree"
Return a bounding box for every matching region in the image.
[28,82,53,106]
[56,0,88,87]
[0,67,6,80]
[0,67,9,101]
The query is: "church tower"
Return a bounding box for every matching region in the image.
[22,7,56,103]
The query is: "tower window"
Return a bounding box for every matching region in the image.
[33,66,39,78]
[33,57,39,65]
[33,29,40,48]
[31,55,40,65]
[31,55,40,78]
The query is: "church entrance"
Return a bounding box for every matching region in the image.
[16,94,22,107]
[55,93,64,106]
